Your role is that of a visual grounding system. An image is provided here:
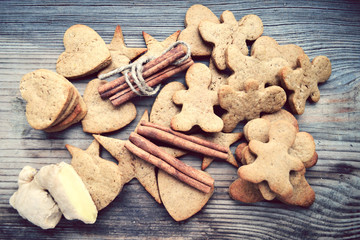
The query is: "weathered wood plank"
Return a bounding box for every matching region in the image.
[0,0,359,239]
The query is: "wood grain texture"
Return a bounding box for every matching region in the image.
[0,0,359,239]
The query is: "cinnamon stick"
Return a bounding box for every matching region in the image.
[110,58,194,106]
[125,140,212,193]
[136,125,228,160]
[129,132,214,187]
[140,121,229,153]
[99,44,188,99]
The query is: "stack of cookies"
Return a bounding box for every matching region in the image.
[20,69,87,132]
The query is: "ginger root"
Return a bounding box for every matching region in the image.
[35,162,98,224]
[10,162,98,229]
[9,166,62,229]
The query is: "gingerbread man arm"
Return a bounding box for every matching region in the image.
[172,90,187,105]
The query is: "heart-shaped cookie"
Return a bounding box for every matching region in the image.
[56,24,111,79]
[158,169,213,221]
[81,78,136,134]
[20,69,74,130]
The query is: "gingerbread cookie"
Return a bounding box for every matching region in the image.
[197,131,242,170]
[158,170,214,221]
[93,110,161,204]
[56,24,111,79]
[281,54,332,114]
[81,79,137,134]
[235,142,248,165]
[178,4,219,57]
[98,25,147,76]
[20,69,87,131]
[277,169,315,207]
[242,115,317,200]
[199,11,263,70]
[142,30,180,59]
[67,140,123,211]
[238,120,304,198]
[229,178,264,203]
[244,116,317,168]
[219,79,286,132]
[251,36,305,69]
[261,109,299,132]
[208,58,229,92]
[149,81,188,158]
[171,63,223,132]
[226,45,288,91]
[150,81,185,128]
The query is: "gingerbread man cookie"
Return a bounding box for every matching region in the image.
[219,79,286,132]
[226,45,288,91]
[171,63,223,132]
[238,120,305,198]
[251,36,305,69]
[281,54,332,114]
[178,4,219,57]
[199,11,263,70]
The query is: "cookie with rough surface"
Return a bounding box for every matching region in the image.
[56,24,111,79]
[93,110,161,204]
[142,31,180,59]
[158,170,214,221]
[178,4,219,56]
[251,36,305,69]
[81,79,136,134]
[150,81,188,158]
[199,11,263,70]
[171,63,223,132]
[20,69,74,130]
[219,79,286,132]
[229,178,264,203]
[197,132,242,170]
[277,169,315,207]
[281,54,332,114]
[238,120,304,198]
[98,25,147,77]
[67,140,123,211]
[208,58,229,92]
[150,81,185,128]
[226,45,288,91]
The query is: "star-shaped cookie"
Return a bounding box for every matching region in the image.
[93,110,161,204]
[197,132,242,170]
[141,30,180,58]
[98,25,147,76]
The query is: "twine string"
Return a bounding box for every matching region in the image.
[98,41,191,97]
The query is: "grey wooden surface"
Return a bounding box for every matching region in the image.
[0,0,359,239]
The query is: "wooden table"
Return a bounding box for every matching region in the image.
[1,1,359,239]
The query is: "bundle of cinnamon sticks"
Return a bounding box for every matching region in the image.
[98,44,194,106]
[125,121,229,193]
